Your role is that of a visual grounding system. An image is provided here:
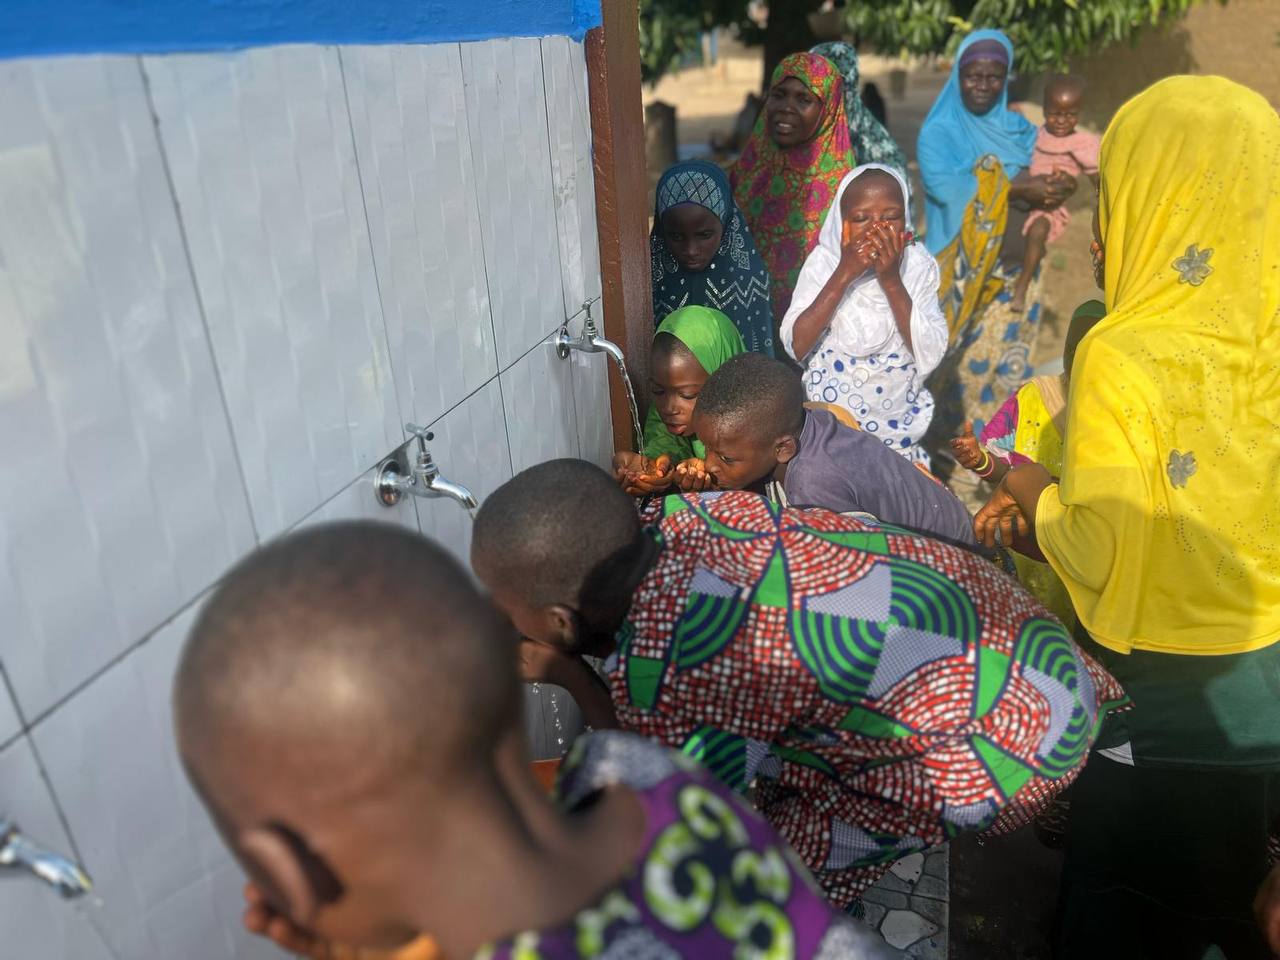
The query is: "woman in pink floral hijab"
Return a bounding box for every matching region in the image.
[732,52,855,326]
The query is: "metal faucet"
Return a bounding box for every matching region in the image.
[556,300,624,366]
[554,299,645,454]
[375,424,478,511]
[1,818,93,899]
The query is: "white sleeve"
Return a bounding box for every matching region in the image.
[905,250,949,378]
[780,247,839,361]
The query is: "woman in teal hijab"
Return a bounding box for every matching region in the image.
[810,41,908,179]
[612,306,746,495]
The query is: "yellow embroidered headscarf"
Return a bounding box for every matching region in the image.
[1036,75,1280,656]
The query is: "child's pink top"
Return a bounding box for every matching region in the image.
[1029,127,1100,178]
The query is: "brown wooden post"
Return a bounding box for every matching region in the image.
[585,3,652,454]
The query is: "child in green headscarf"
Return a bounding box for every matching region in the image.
[612,306,746,496]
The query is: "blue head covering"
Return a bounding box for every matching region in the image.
[650,160,774,357]
[916,29,1037,253]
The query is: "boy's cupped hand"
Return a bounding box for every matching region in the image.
[672,458,716,492]
[243,884,442,960]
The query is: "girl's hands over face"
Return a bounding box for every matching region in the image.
[837,220,875,282]
[865,220,905,281]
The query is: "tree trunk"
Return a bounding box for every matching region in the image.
[760,0,823,92]
[644,101,679,173]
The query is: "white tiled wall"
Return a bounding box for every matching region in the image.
[0,36,610,959]
[462,39,570,371]
[0,55,258,722]
[340,44,500,430]
[144,47,402,540]
[0,738,116,959]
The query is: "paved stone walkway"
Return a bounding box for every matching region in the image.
[861,846,950,958]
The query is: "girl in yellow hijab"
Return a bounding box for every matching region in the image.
[974,75,1280,958]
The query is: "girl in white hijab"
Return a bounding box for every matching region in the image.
[781,164,948,466]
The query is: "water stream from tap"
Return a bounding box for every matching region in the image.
[607,353,645,454]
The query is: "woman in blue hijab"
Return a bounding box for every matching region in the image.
[918,30,1047,254]
[916,30,1078,461]
[650,160,774,357]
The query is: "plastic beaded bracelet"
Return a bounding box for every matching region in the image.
[975,449,998,479]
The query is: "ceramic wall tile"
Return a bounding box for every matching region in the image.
[296,453,425,535]
[500,331,581,473]
[461,39,568,367]
[0,669,23,746]
[540,37,602,311]
[341,44,499,429]
[31,602,285,959]
[144,46,400,540]
[0,55,256,720]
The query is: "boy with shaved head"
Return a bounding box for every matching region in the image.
[680,352,981,551]
[175,522,896,959]
[473,461,1126,910]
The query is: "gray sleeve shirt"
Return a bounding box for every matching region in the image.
[784,409,981,551]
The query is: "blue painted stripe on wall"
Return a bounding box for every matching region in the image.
[0,0,604,59]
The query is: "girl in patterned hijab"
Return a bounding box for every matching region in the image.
[732,52,855,326]
[810,42,908,179]
[650,160,774,356]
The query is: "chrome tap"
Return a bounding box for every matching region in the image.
[556,300,624,366]
[555,300,645,453]
[375,424,478,511]
[1,818,93,899]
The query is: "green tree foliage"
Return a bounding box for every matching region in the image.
[639,0,1218,86]
[847,0,1217,74]
[639,0,748,84]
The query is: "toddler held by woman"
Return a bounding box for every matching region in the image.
[1011,75,1100,312]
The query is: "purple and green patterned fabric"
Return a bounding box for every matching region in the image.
[481,730,901,959]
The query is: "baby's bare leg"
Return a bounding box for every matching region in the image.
[1013,217,1052,312]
